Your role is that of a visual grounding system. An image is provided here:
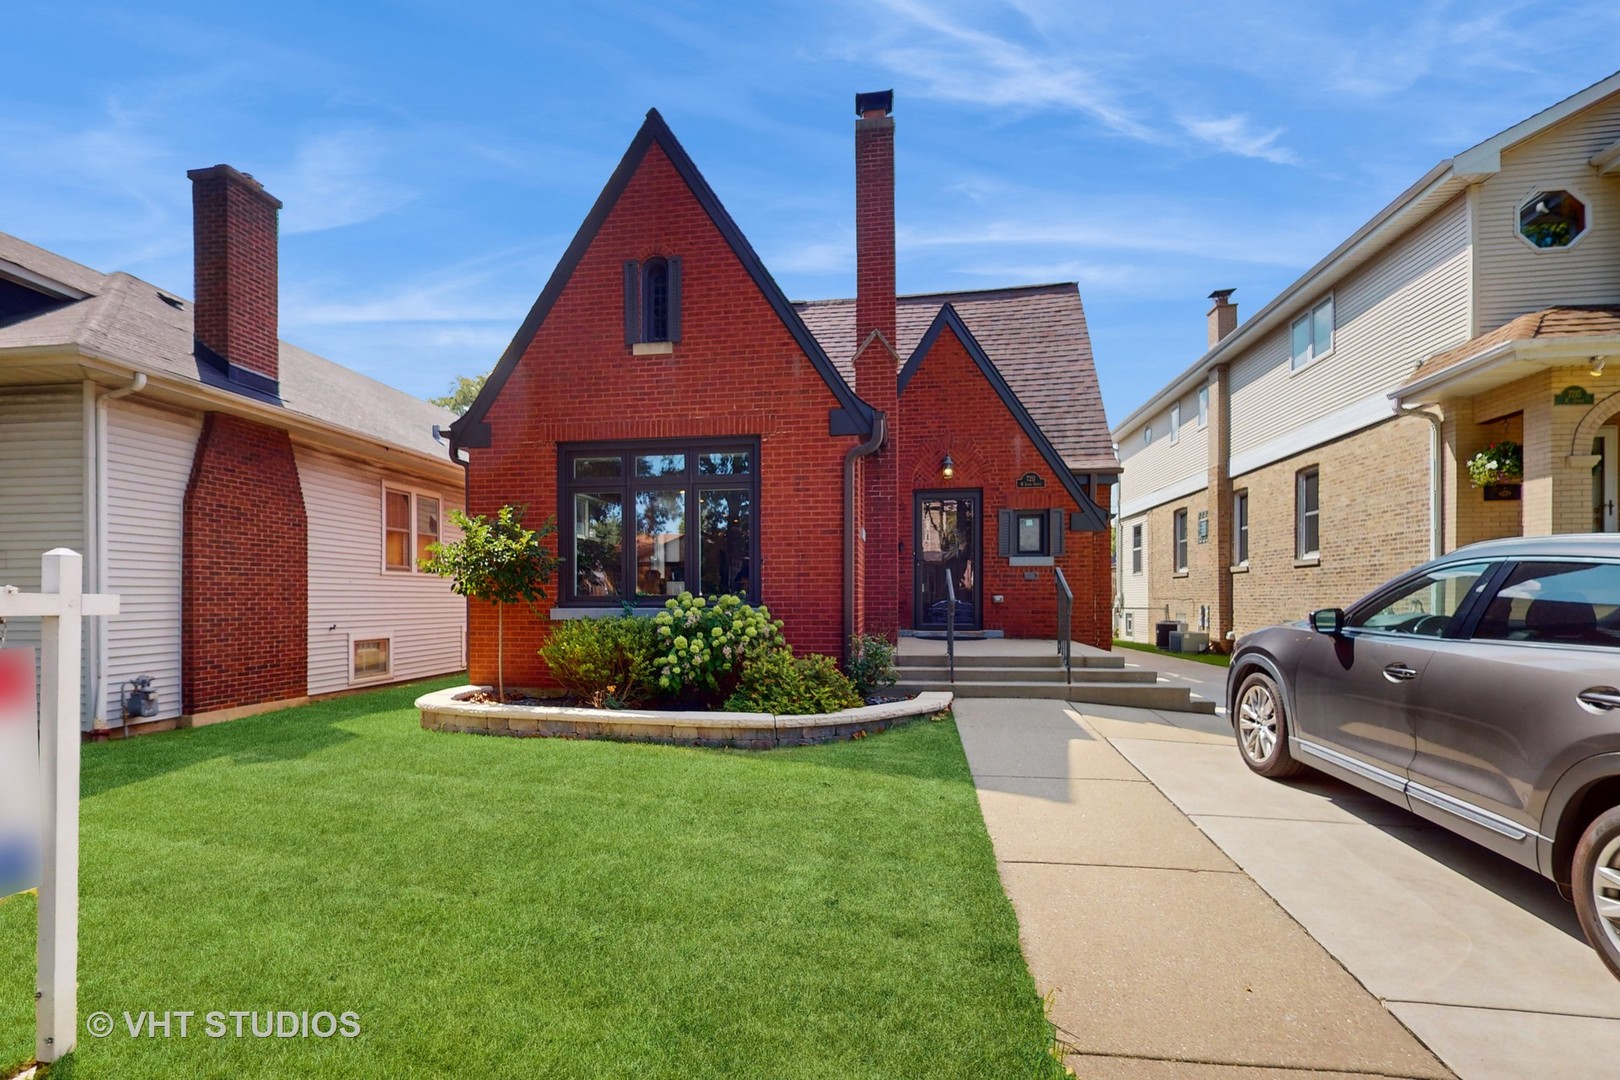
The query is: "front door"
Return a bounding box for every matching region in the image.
[1595,427,1617,533]
[914,491,980,631]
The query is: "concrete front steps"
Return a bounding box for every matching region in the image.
[897,653,1217,713]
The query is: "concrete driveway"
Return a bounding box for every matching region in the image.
[955,697,1620,1080]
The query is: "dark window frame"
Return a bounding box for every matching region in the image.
[558,437,760,608]
[1014,510,1050,556]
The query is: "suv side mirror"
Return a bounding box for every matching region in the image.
[1311,608,1345,635]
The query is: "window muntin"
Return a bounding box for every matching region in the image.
[1131,524,1143,575]
[1015,512,1048,555]
[1172,509,1189,573]
[1474,561,1620,648]
[1349,562,1491,636]
[561,440,759,606]
[1234,490,1249,565]
[1296,468,1320,559]
[1290,296,1334,370]
[384,490,411,570]
[1518,191,1587,250]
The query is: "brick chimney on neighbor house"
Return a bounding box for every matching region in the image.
[187,164,283,387]
[1207,288,1238,349]
[853,89,899,642]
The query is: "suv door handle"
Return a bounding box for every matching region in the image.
[1579,688,1620,711]
[1383,663,1419,683]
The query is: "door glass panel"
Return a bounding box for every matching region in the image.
[1348,561,1490,636]
[699,489,751,596]
[918,497,976,628]
[635,489,686,596]
[573,492,623,597]
[1474,562,1620,648]
[635,454,686,478]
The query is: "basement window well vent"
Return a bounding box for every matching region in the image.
[353,638,391,681]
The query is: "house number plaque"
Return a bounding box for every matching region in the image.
[1015,472,1045,488]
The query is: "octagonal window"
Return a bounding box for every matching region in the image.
[1518,190,1587,249]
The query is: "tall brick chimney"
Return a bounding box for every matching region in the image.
[188,164,283,386]
[1207,288,1238,349]
[853,90,899,643]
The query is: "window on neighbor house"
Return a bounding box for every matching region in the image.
[1197,385,1209,429]
[353,638,391,681]
[384,489,442,573]
[1131,524,1143,575]
[562,441,758,606]
[1173,509,1189,573]
[1234,490,1250,565]
[1296,468,1320,560]
[1170,405,1181,444]
[1290,296,1334,370]
[1518,190,1587,250]
[625,257,682,345]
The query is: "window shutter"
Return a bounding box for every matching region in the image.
[1049,509,1065,556]
[623,260,641,345]
[666,257,682,342]
[998,510,1014,557]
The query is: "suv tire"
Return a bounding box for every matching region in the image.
[1573,805,1620,980]
[1234,670,1305,780]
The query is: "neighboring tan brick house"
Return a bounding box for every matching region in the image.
[0,166,466,733]
[448,92,1117,689]
[1115,72,1620,648]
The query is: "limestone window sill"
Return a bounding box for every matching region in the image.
[1172,571,1189,579]
[1229,563,1250,574]
[631,341,674,356]
[1293,556,1321,568]
[1009,555,1054,567]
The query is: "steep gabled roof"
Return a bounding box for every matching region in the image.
[0,231,455,463]
[794,283,1116,472]
[894,303,1108,529]
[450,109,874,454]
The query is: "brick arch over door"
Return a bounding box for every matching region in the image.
[1571,390,1620,456]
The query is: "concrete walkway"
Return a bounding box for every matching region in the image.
[956,697,1620,1079]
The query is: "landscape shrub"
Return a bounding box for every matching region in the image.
[538,615,661,708]
[845,633,898,699]
[725,651,862,715]
[653,593,785,707]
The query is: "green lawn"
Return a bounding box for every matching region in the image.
[1,677,1065,1079]
[1112,638,1232,667]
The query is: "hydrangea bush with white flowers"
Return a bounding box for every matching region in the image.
[1466,440,1523,487]
[653,592,785,704]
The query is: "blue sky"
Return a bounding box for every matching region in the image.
[4,1,1618,422]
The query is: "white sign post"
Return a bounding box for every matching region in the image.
[0,549,118,1065]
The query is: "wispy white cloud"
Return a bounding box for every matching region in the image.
[276,130,422,235]
[1177,114,1300,166]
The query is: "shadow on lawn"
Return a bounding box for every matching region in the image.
[769,712,973,785]
[79,676,463,799]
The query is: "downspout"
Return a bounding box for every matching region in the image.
[1398,403,1444,559]
[842,412,887,664]
[437,424,471,670]
[94,372,147,734]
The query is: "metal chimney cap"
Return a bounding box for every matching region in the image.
[1207,288,1237,302]
[855,90,894,117]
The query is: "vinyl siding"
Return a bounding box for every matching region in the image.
[1117,512,1151,641]
[1474,94,1620,332]
[1230,194,1472,459]
[0,386,88,720]
[298,445,465,696]
[100,398,200,724]
[1115,388,1209,509]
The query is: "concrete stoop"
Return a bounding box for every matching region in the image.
[897,654,1216,713]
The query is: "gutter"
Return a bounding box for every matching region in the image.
[842,412,887,664]
[92,372,147,733]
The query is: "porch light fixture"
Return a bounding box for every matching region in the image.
[941,454,955,480]
[1591,357,1607,378]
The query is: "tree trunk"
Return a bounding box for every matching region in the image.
[496,602,506,701]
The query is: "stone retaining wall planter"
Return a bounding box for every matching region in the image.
[416,686,954,749]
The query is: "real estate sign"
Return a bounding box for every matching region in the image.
[0,648,39,898]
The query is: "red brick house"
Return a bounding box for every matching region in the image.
[448,92,1117,688]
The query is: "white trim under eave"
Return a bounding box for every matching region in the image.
[1229,392,1397,479]
[1119,471,1207,520]
[1393,335,1620,405]
[1392,340,1519,404]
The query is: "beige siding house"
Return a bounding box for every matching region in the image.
[1115,72,1620,647]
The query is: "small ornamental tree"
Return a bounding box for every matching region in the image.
[420,505,558,700]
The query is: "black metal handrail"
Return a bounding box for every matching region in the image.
[1054,566,1073,685]
[944,571,957,684]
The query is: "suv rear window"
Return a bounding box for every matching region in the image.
[1473,561,1620,648]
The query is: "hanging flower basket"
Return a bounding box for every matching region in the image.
[1467,440,1523,487]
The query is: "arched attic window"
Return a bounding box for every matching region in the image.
[623,257,682,345]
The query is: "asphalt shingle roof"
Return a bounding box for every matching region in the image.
[793,282,1118,472]
[1404,305,1620,387]
[0,230,454,461]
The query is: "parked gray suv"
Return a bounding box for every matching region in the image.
[1227,535,1620,976]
